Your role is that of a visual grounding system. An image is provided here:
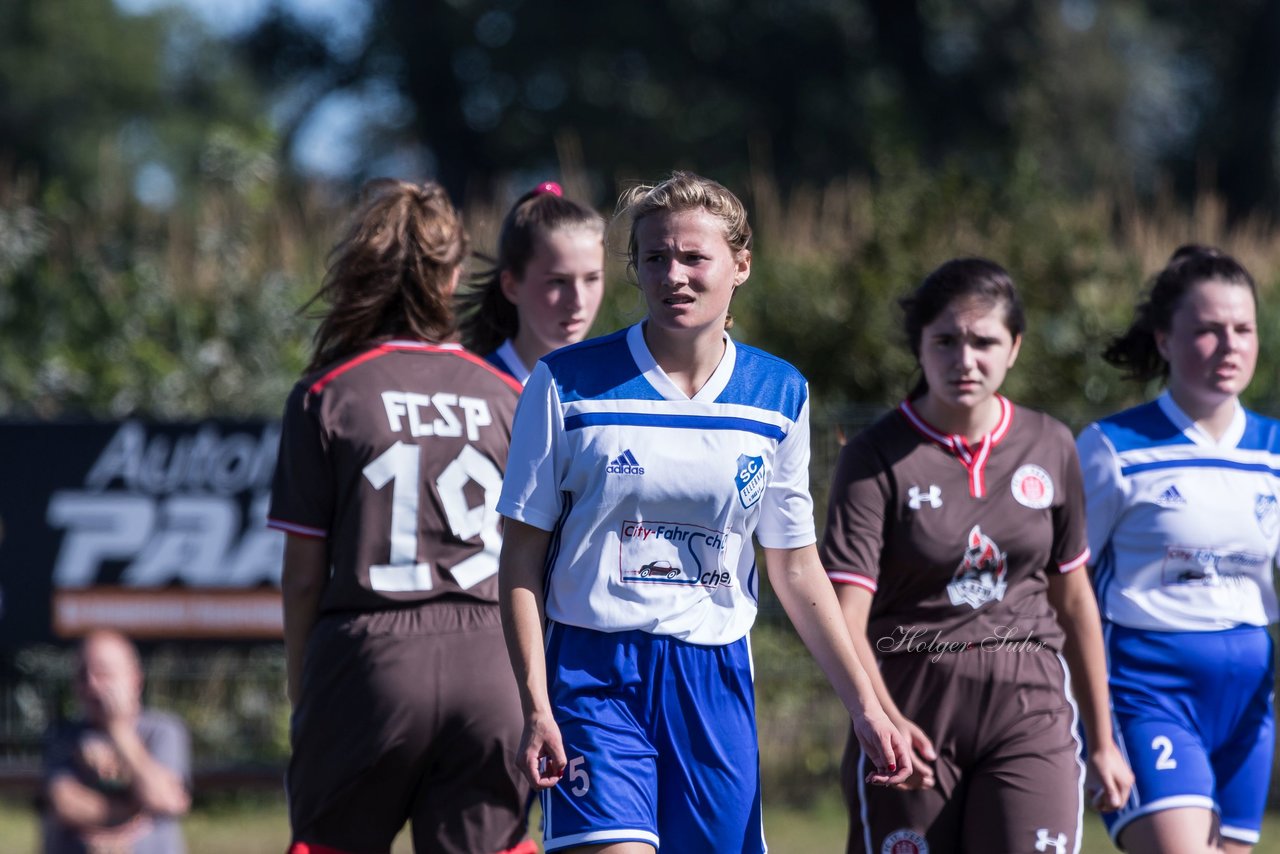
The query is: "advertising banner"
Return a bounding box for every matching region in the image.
[0,421,285,643]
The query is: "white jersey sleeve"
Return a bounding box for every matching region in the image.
[497,360,566,532]
[755,394,817,549]
[1076,422,1129,564]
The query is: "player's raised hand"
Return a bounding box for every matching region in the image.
[853,709,912,787]
[1085,740,1133,812]
[519,710,567,789]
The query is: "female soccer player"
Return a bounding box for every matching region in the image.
[821,258,1132,854]
[267,179,534,854]
[1078,245,1276,854]
[497,171,910,853]
[458,180,605,384]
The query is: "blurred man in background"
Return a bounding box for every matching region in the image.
[41,629,191,853]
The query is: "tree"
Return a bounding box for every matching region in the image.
[225,0,1181,214]
[1154,0,1280,217]
[0,0,267,205]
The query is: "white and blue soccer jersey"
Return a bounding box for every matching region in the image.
[1078,392,1280,632]
[485,339,532,386]
[497,322,816,646]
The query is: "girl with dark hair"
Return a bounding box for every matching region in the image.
[498,171,909,853]
[268,179,535,854]
[821,257,1132,853]
[1079,245,1276,854]
[458,181,605,384]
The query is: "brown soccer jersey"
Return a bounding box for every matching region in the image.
[821,396,1090,654]
[268,341,522,612]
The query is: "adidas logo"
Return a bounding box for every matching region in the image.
[606,449,645,476]
[1157,484,1186,506]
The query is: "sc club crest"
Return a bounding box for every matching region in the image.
[947,525,1008,609]
[735,454,766,509]
[1256,493,1279,538]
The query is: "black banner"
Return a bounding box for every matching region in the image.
[0,421,285,643]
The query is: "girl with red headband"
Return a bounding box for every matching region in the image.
[459,181,606,384]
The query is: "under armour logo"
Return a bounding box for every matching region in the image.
[908,485,942,510]
[1035,829,1067,854]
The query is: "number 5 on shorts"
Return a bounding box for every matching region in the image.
[568,756,590,796]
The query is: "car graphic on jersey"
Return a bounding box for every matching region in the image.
[623,555,733,588]
[1167,548,1225,585]
[637,560,681,579]
[624,559,692,584]
[1161,546,1265,586]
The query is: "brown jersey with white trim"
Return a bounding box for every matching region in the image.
[821,396,1090,654]
[268,341,522,613]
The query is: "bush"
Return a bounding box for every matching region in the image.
[7,160,1280,806]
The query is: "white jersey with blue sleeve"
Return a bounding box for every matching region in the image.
[1078,392,1280,631]
[497,322,816,646]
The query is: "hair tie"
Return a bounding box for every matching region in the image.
[534,181,563,197]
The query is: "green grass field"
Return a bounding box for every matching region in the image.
[11,793,1280,853]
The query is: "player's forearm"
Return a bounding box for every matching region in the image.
[503,587,553,716]
[834,585,907,723]
[498,519,554,716]
[282,597,320,710]
[765,546,884,719]
[106,726,190,816]
[1058,636,1114,750]
[46,775,137,829]
[281,535,330,709]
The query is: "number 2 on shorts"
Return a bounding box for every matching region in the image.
[1151,735,1178,770]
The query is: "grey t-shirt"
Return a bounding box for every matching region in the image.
[43,709,191,854]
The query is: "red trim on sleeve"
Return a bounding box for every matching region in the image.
[827,571,878,593]
[898,396,1013,498]
[1058,547,1091,573]
[266,518,328,540]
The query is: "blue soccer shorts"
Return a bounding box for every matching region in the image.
[1103,623,1274,847]
[540,622,765,853]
